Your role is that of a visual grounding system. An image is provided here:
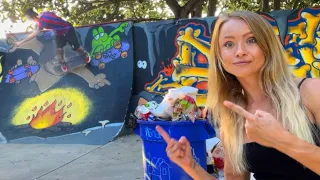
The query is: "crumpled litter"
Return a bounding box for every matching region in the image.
[134,86,202,122]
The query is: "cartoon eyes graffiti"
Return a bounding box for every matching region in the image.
[93,27,107,41]
[93,29,101,40]
[137,60,147,69]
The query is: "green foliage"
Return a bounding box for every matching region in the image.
[221,0,320,14]
[0,0,173,26]
[1,0,320,26]
[0,0,55,23]
[222,0,261,12]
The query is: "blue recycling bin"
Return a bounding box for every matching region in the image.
[134,119,216,180]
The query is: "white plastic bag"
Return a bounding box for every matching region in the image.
[164,86,198,105]
[150,86,198,119]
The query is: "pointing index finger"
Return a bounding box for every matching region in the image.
[156,125,171,144]
[223,100,254,120]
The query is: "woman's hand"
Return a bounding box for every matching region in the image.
[223,100,286,148]
[155,125,195,171]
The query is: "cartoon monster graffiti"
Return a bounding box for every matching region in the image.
[90,22,130,69]
[5,28,114,92]
[146,10,320,106]
[7,34,44,55]
[90,41,130,69]
[145,23,210,107]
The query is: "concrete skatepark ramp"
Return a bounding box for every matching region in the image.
[0,8,319,144]
[0,22,133,144]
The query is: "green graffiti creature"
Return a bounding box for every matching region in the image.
[91,22,129,59]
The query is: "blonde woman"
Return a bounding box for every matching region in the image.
[156,10,320,180]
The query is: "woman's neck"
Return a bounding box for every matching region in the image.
[237,75,269,104]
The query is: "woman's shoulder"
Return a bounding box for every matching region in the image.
[293,77,320,91]
[295,77,320,124]
[294,77,320,92]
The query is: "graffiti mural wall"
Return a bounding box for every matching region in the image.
[261,8,320,78]
[130,18,214,110]
[129,8,320,112]
[0,8,319,144]
[0,21,133,144]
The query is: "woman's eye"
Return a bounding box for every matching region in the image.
[248,37,257,43]
[224,42,234,47]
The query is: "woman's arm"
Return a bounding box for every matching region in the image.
[182,143,250,180]
[219,131,250,180]
[182,160,217,180]
[224,86,320,176]
[273,131,320,175]
[274,78,320,175]
[156,125,217,180]
[223,145,250,180]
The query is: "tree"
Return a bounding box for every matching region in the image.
[221,0,320,14]
[207,0,218,16]
[0,0,173,25]
[165,0,200,18]
[274,0,281,10]
[0,0,218,25]
[1,0,320,28]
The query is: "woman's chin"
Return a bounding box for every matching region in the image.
[229,71,258,79]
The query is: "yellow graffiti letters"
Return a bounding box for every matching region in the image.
[312,61,320,71]
[299,47,318,77]
[171,65,208,82]
[288,22,307,40]
[146,24,211,106]
[314,37,320,59]
[291,64,311,78]
[180,43,193,65]
[194,29,201,38]
[273,26,279,36]
[285,47,300,66]
[177,27,210,58]
[289,34,299,44]
[299,12,320,46]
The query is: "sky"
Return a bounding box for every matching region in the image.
[0,20,31,39]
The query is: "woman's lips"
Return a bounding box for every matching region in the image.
[233,61,252,65]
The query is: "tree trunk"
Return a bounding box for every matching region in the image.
[165,0,181,17]
[293,0,301,9]
[274,0,281,10]
[165,0,200,18]
[207,0,217,16]
[262,0,270,12]
[192,0,203,17]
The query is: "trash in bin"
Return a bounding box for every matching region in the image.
[134,119,216,180]
[133,86,202,122]
[126,86,217,179]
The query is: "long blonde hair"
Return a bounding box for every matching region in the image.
[205,10,316,174]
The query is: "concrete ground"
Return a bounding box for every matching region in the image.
[0,133,255,180]
[0,134,144,180]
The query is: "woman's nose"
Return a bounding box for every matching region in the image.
[235,43,248,57]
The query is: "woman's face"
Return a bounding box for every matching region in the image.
[218,18,265,78]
